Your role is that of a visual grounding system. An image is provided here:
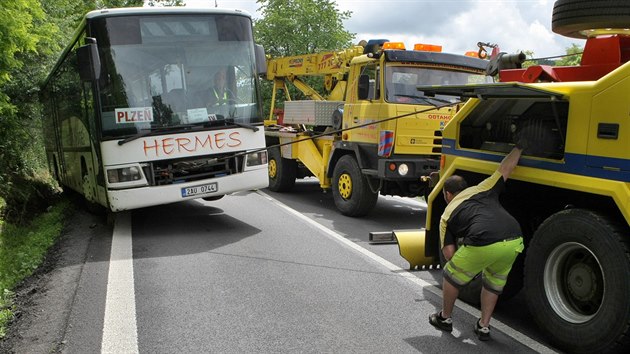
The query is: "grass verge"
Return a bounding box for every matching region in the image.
[0,200,68,339]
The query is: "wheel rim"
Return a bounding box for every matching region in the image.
[269,159,277,179]
[544,242,604,323]
[338,173,352,199]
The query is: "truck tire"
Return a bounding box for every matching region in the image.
[552,0,630,38]
[267,147,297,192]
[524,209,630,353]
[332,155,378,216]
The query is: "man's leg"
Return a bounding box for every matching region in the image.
[479,237,524,327]
[441,278,459,318]
[479,287,499,327]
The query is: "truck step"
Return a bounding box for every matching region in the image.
[368,231,397,244]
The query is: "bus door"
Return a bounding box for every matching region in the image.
[51,83,66,183]
[82,79,105,205]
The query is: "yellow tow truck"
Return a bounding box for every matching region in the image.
[265,40,491,216]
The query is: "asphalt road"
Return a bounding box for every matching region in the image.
[265,179,556,348]
[3,181,560,353]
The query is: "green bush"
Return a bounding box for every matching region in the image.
[0,172,60,226]
[0,200,67,339]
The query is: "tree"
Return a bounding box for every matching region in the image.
[254,0,355,113]
[147,0,185,5]
[0,0,57,213]
[555,43,583,66]
[254,0,354,57]
[0,0,48,116]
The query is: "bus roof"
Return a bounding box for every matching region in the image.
[85,7,253,20]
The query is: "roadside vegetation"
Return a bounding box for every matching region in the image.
[0,201,68,338]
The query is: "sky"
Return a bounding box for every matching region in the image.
[181,0,583,58]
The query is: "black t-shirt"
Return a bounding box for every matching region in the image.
[442,171,522,247]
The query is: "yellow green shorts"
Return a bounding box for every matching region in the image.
[443,237,524,294]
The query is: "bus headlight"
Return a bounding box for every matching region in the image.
[398,163,409,176]
[107,166,143,183]
[245,150,268,167]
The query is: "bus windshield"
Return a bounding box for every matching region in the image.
[384,65,493,104]
[92,14,262,139]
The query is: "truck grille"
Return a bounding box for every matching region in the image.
[433,129,443,153]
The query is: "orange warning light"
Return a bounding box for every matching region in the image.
[414,43,442,52]
[382,42,406,50]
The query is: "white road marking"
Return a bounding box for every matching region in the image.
[101,211,139,354]
[257,190,557,354]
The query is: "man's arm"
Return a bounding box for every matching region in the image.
[497,146,523,181]
[442,244,456,261]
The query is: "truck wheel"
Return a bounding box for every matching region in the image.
[552,0,630,38]
[268,147,297,192]
[332,155,378,216]
[524,209,630,353]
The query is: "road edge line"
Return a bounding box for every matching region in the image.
[101,211,139,354]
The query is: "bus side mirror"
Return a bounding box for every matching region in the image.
[255,44,267,76]
[358,74,370,100]
[77,38,101,81]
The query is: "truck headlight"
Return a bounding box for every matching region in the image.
[107,166,143,183]
[398,163,409,176]
[246,150,268,167]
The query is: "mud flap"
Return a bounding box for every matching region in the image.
[395,229,437,270]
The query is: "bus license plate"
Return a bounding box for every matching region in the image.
[181,182,218,197]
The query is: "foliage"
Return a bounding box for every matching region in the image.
[518,43,584,68]
[147,0,185,5]
[0,290,14,339]
[254,0,355,114]
[555,43,583,66]
[255,0,354,57]
[0,201,68,339]
[0,0,48,116]
[520,49,536,68]
[0,0,59,216]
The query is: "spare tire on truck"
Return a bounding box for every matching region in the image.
[552,0,630,38]
[524,209,630,353]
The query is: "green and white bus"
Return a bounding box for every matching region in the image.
[41,7,269,211]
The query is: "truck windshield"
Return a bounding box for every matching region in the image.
[385,66,493,104]
[92,14,262,139]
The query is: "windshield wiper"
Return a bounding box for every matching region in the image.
[224,119,259,132]
[421,95,458,105]
[117,124,200,146]
[394,94,459,106]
